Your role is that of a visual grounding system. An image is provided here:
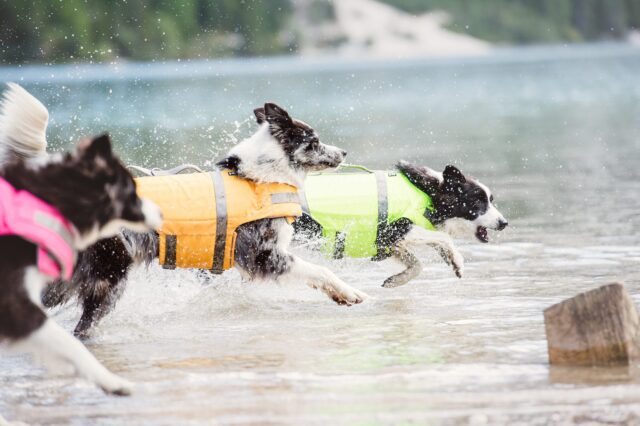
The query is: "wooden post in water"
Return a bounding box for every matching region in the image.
[544,283,640,366]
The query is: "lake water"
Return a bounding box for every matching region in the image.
[1,44,640,425]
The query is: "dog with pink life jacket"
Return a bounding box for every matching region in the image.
[0,83,162,396]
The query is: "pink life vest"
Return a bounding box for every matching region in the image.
[0,177,76,280]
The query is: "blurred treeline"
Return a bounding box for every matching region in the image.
[385,0,640,42]
[1,0,638,65]
[0,0,293,64]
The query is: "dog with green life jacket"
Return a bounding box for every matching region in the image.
[294,161,508,287]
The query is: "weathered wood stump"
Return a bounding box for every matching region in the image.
[544,283,640,366]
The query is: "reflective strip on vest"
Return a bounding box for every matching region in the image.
[210,170,227,273]
[374,171,388,252]
[33,210,76,279]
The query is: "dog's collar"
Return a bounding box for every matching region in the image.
[0,177,76,280]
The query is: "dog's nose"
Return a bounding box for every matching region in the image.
[497,219,508,231]
[341,150,347,157]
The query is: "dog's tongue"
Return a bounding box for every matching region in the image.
[476,226,489,243]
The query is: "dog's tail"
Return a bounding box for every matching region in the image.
[0,83,49,161]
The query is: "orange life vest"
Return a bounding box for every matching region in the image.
[135,170,302,272]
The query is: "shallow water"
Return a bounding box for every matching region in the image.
[1,44,640,425]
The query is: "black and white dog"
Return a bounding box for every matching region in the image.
[0,84,162,395]
[296,162,508,287]
[43,103,368,337]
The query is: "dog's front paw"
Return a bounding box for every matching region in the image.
[382,274,411,288]
[326,283,368,306]
[98,374,134,396]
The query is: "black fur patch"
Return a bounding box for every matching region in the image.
[2,134,145,235]
[234,218,294,277]
[0,236,46,340]
[216,155,241,172]
[396,161,440,197]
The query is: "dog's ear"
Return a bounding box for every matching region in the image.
[216,154,241,171]
[396,160,440,196]
[254,107,266,124]
[263,102,292,127]
[78,133,113,160]
[443,165,465,187]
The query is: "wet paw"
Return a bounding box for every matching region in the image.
[382,274,410,288]
[327,284,368,306]
[99,375,133,396]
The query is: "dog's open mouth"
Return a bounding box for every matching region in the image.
[475,226,489,243]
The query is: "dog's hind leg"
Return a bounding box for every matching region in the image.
[73,237,134,339]
[74,277,127,339]
[382,243,422,288]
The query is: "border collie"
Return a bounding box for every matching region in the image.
[0,84,162,395]
[296,162,508,287]
[43,103,368,337]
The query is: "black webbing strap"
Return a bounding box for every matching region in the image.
[297,189,310,215]
[210,170,227,273]
[375,171,388,248]
[333,231,346,259]
[164,235,177,269]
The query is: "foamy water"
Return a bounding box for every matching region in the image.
[1,44,640,425]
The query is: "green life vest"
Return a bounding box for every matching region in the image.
[301,166,435,258]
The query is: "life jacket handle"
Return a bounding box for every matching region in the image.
[336,164,374,173]
[128,164,204,177]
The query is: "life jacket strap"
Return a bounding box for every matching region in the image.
[270,192,300,205]
[333,231,346,259]
[374,170,389,251]
[128,164,204,177]
[210,169,227,273]
[163,235,177,269]
[33,210,76,279]
[297,189,310,215]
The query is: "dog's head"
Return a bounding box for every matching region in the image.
[253,103,346,172]
[57,134,162,249]
[398,161,508,243]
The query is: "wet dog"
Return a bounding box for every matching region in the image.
[43,103,368,337]
[295,162,508,287]
[0,84,162,395]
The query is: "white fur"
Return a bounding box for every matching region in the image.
[141,198,163,229]
[11,267,132,395]
[228,124,306,187]
[440,217,476,238]
[0,83,49,161]
[473,180,507,230]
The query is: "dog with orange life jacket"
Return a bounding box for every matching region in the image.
[43,102,368,337]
